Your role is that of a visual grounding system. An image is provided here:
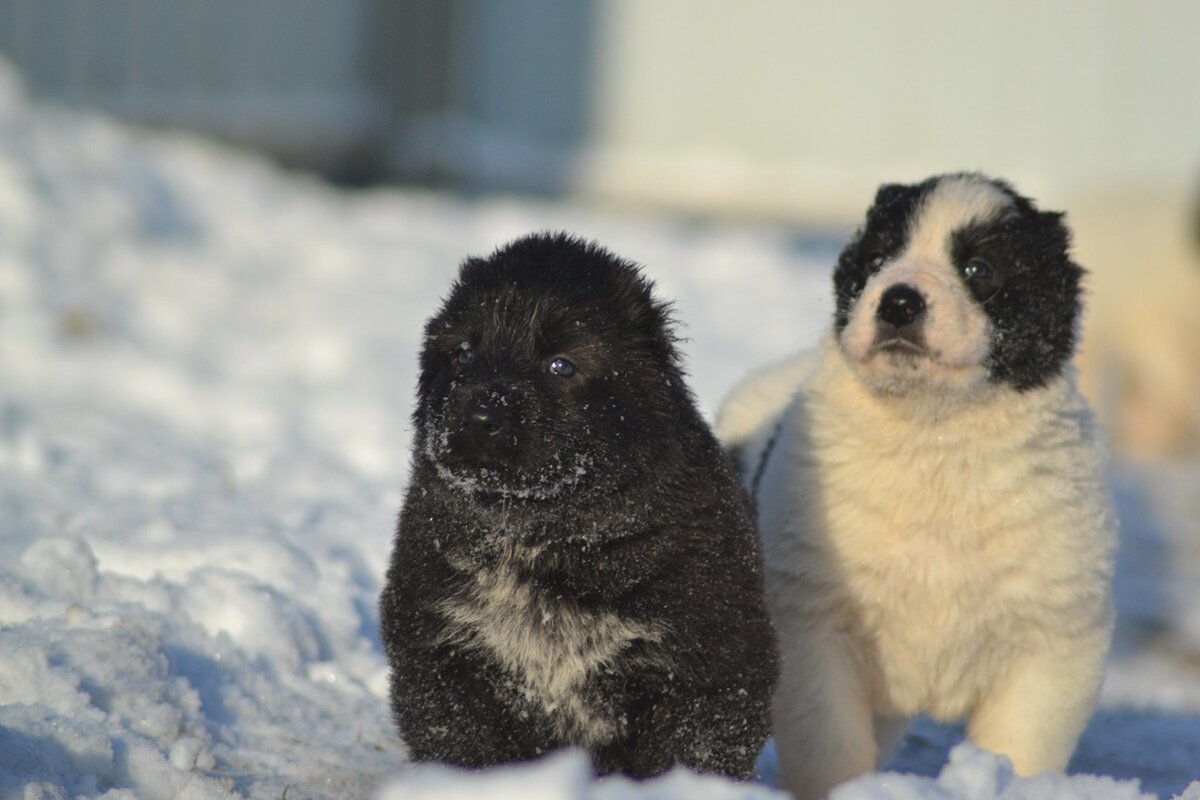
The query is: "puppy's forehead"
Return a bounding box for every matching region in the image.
[905,176,1014,257]
[436,282,601,346]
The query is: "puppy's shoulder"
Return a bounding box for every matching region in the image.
[715,349,821,482]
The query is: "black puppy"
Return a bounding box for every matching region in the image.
[379,233,777,778]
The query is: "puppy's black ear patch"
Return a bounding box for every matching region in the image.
[977,204,1083,391]
[1039,209,1067,228]
[871,183,914,212]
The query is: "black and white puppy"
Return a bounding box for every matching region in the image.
[718,174,1116,799]
[380,233,778,779]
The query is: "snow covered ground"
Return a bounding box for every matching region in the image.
[1,61,1198,799]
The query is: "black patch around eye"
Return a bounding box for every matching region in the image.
[951,209,1082,391]
[950,218,1020,303]
[953,245,1006,303]
[832,180,936,332]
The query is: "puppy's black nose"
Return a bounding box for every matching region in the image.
[465,398,502,434]
[877,284,926,328]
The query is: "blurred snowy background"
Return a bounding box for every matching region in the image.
[0,3,1198,798]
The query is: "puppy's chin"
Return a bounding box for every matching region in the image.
[840,336,990,400]
[425,433,590,501]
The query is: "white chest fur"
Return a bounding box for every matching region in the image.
[757,344,1115,719]
[438,556,659,745]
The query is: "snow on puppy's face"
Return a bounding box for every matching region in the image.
[833,173,1083,398]
[415,233,685,501]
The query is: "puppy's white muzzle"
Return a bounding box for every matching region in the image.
[840,258,992,396]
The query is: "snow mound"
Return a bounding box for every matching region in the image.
[379,750,787,800]
[835,745,1157,800]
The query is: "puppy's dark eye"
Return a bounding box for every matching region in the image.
[455,344,474,365]
[964,258,992,281]
[547,356,577,377]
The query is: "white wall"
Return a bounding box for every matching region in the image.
[577,0,1200,219]
[2,0,1195,217]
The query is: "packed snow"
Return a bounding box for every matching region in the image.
[1,60,1198,799]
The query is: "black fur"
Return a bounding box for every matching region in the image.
[379,232,778,778]
[833,173,1084,391]
[948,205,1079,390]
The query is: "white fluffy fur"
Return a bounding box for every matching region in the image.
[716,350,820,478]
[717,178,1116,800]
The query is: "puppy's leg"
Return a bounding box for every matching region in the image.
[966,632,1108,774]
[774,631,878,800]
[873,715,910,766]
[619,683,772,780]
[392,647,546,766]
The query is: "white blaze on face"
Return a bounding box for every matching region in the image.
[840,176,1013,397]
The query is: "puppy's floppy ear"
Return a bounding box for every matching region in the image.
[868,182,917,217]
[1036,209,1073,254]
[873,182,907,204]
[1038,209,1067,231]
